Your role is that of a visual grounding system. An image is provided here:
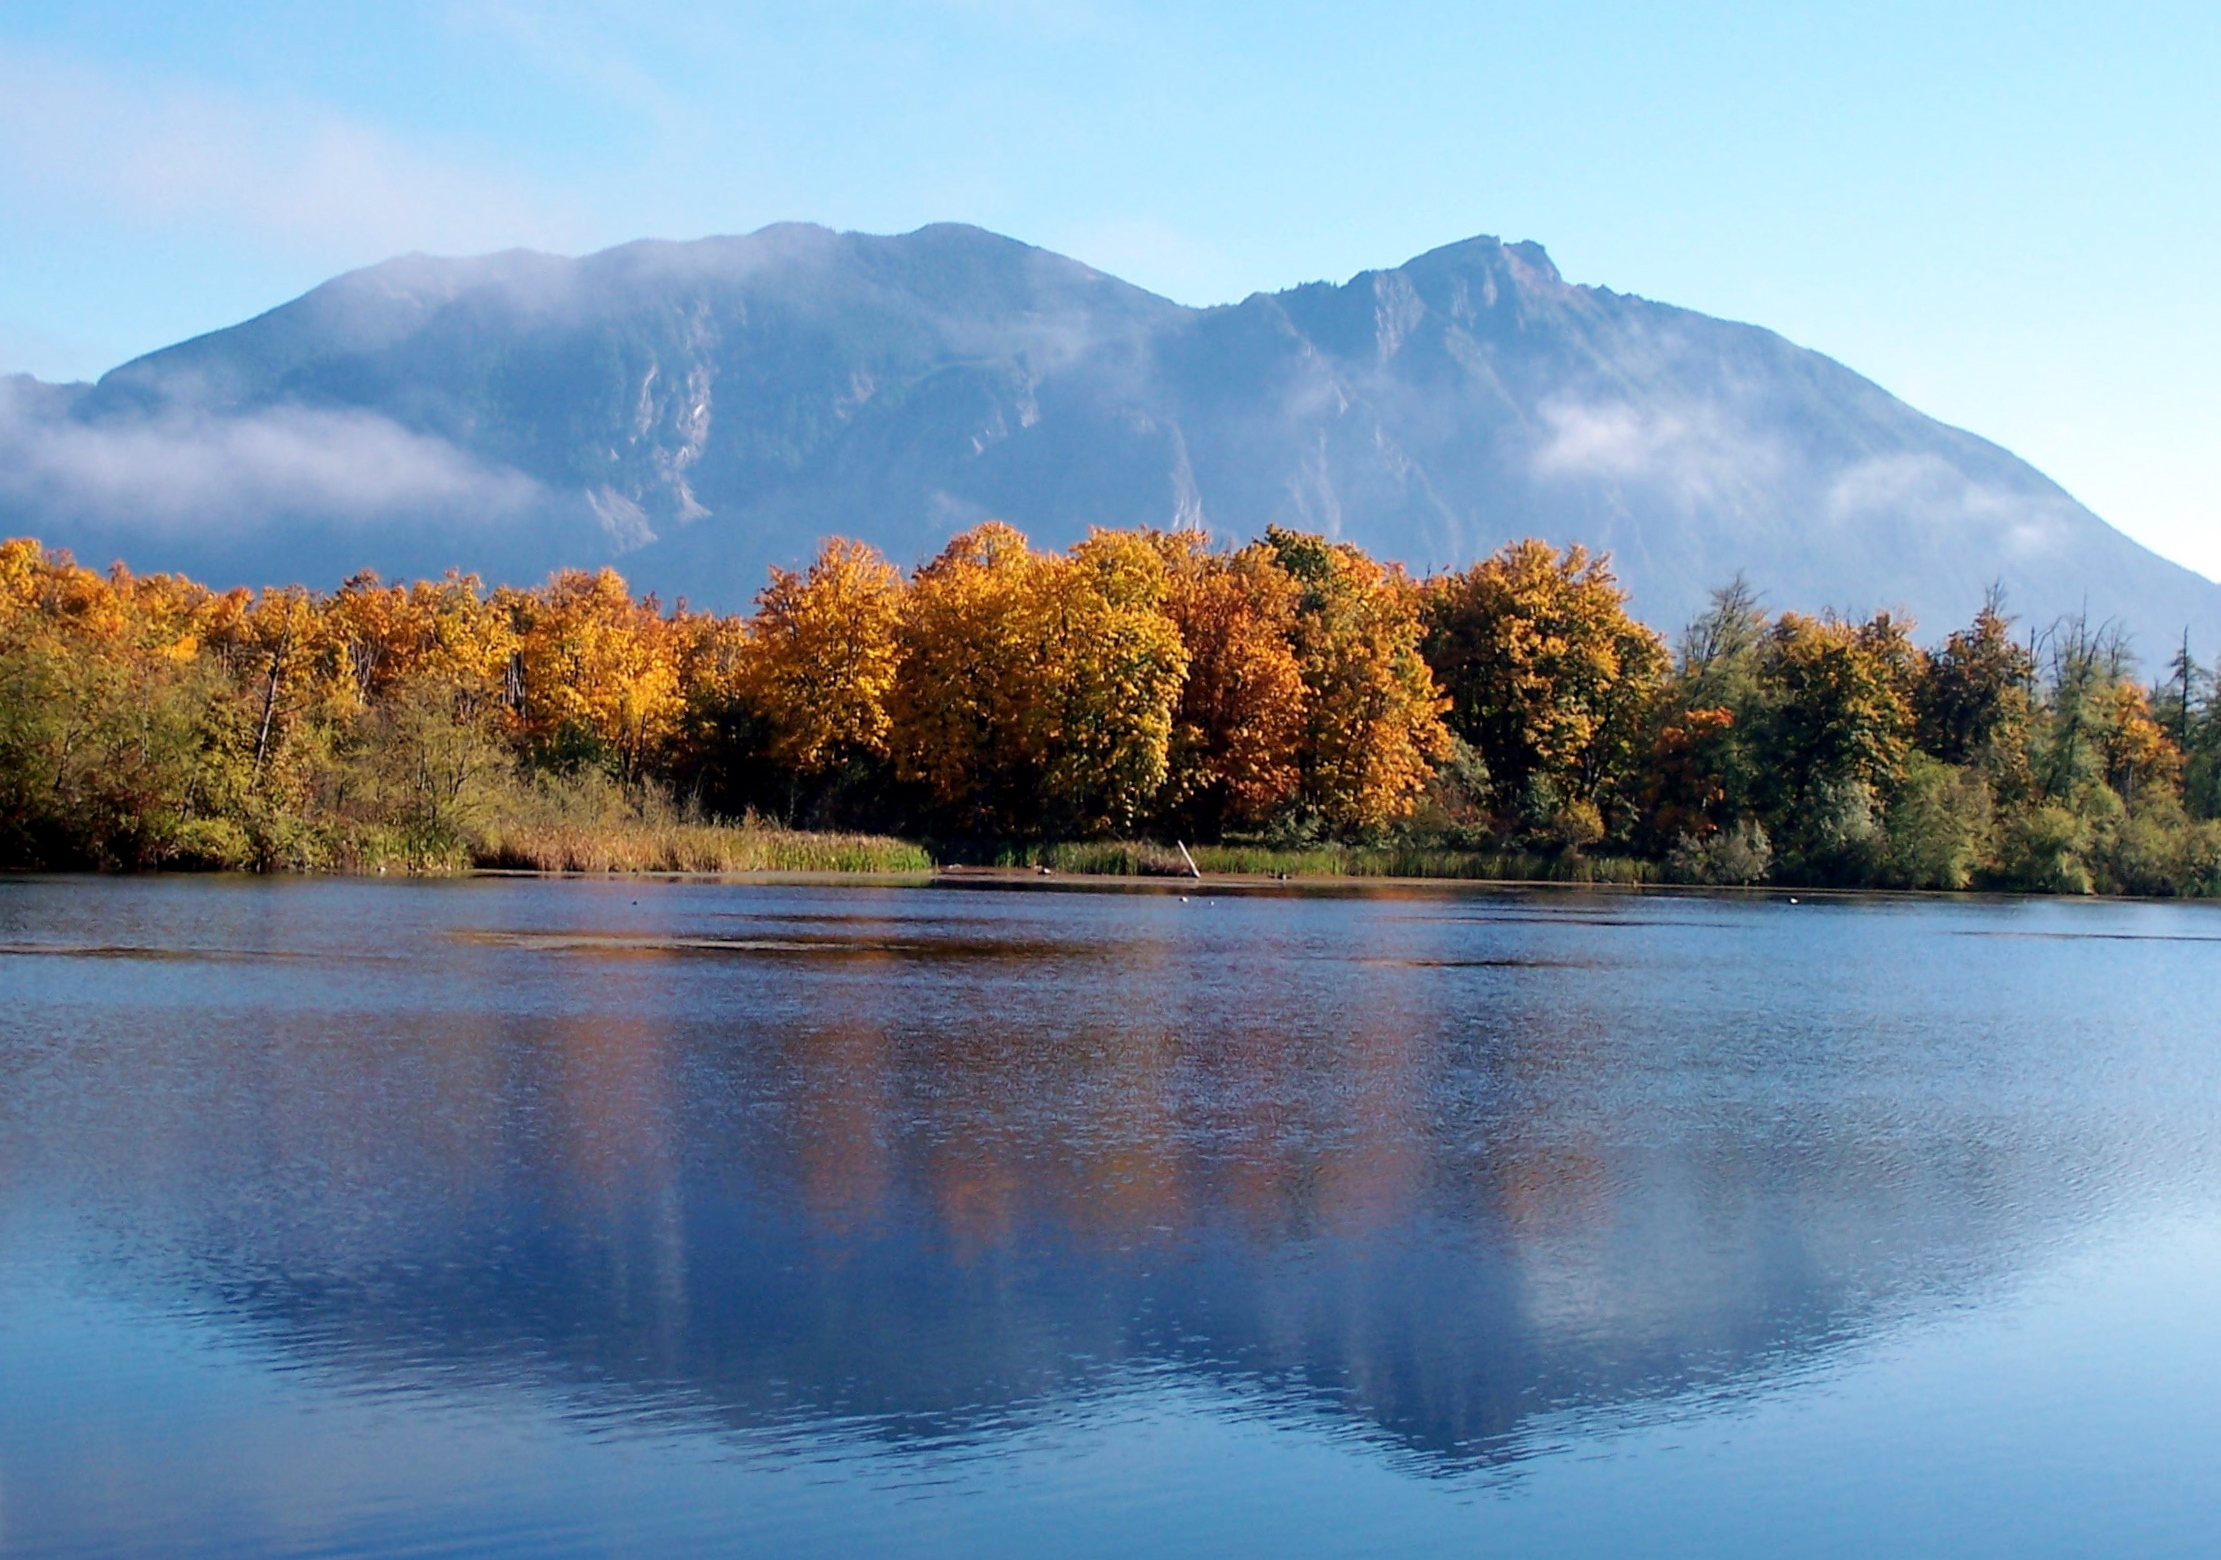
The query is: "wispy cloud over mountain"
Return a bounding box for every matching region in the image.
[0,379,543,539]
[1531,398,1789,509]
[7,223,2215,647]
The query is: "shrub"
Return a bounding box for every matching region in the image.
[1883,756,1991,890]
[1665,819,1773,885]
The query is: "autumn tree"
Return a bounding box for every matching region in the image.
[743,538,904,777]
[1747,610,1922,877]
[656,606,758,817]
[1913,590,2035,815]
[0,545,245,867]
[2097,682,2182,807]
[503,569,684,783]
[1642,704,1740,844]
[1423,539,1668,842]
[1266,527,1449,834]
[1148,531,1307,838]
[1917,593,2032,764]
[1637,577,1774,850]
[888,523,1187,836]
[887,522,1050,833]
[322,572,516,718]
[1041,530,1190,834]
[1759,611,1919,807]
[2021,613,2195,822]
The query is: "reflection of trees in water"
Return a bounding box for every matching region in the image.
[8,896,2139,1472]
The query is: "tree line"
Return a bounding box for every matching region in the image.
[5,524,2220,892]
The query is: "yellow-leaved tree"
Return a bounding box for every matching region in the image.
[888,522,1045,832]
[1265,527,1450,833]
[504,570,683,782]
[1041,530,1189,834]
[0,546,251,867]
[1422,539,1668,840]
[1761,611,1918,809]
[322,571,517,721]
[890,524,1188,836]
[743,538,904,776]
[317,573,521,841]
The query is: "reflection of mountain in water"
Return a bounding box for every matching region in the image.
[1,883,2185,1473]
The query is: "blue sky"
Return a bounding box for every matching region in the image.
[2,0,2215,577]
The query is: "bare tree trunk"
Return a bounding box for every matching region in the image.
[252,633,289,781]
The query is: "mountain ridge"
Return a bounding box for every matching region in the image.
[5,222,2214,651]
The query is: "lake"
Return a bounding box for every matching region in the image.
[2,875,2219,1557]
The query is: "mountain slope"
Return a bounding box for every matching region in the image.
[7,222,2215,648]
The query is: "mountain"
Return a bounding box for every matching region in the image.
[6,221,2216,649]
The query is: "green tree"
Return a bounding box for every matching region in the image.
[1883,753,1992,890]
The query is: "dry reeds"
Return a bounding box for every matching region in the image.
[471,818,929,875]
[457,773,927,874]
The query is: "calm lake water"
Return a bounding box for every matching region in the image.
[2,876,2220,1558]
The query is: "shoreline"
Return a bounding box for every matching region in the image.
[13,861,2217,907]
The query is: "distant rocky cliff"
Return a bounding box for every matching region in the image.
[6,222,2216,649]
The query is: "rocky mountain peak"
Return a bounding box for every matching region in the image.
[5,223,2214,652]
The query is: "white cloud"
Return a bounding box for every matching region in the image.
[0,46,576,259]
[0,381,544,535]
[1531,398,1783,507]
[1824,453,2078,560]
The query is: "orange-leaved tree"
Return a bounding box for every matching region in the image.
[322,571,517,722]
[889,523,1189,836]
[1150,531,1307,839]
